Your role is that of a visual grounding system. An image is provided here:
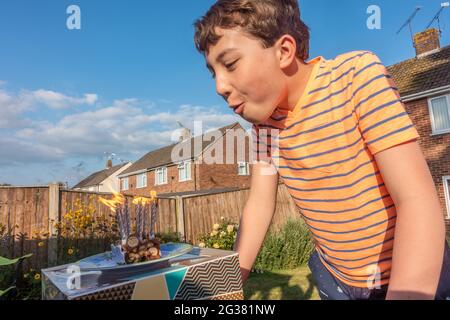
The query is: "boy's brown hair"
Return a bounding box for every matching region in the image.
[194,0,310,60]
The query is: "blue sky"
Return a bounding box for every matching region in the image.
[0,0,449,186]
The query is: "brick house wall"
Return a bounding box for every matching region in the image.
[121,164,196,197]
[403,97,450,227]
[197,128,253,190]
[121,126,253,196]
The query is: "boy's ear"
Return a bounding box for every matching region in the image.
[276,34,297,69]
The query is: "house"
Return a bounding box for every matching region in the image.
[118,122,253,196]
[72,160,132,193]
[387,28,450,228]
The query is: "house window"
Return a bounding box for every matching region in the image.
[122,177,129,191]
[155,167,167,185]
[178,161,191,182]
[429,95,450,134]
[136,173,147,188]
[238,162,250,176]
[444,176,450,219]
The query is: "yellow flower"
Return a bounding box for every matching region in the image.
[210,230,218,237]
[220,216,225,221]
[198,242,206,248]
[213,243,220,249]
[34,273,41,280]
[227,225,234,233]
[220,231,226,238]
[67,248,74,255]
[23,273,29,279]
[213,224,220,231]
[38,241,45,247]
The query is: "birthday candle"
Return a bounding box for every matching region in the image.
[150,202,157,239]
[124,199,130,237]
[143,203,148,239]
[136,203,141,240]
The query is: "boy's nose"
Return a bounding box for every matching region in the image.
[215,76,231,101]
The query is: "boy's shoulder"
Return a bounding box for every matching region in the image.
[324,50,378,70]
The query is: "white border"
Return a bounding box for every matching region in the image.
[443,175,450,219]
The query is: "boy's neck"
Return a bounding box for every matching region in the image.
[278,58,315,112]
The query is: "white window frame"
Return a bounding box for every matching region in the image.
[122,177,129,191]
[155,167,168,186]
[238,162,250,176]
[443,176,450,219]
[178,161,192,182]
[136,173,147,189]
[428,94,450,136]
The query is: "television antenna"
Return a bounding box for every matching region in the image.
[426,2,450,36]
[104,152,116,160]
[397,6,423,48]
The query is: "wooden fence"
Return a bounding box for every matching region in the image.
[181,184,300,243]
[0,183,300,269]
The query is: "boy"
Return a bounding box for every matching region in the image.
[194,0,449,300]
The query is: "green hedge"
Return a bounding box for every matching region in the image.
[253,218,314,272]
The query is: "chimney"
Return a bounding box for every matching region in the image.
[414,28,441,57]
[106,159,113,169]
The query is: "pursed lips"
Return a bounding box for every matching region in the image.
[229,102,244,112]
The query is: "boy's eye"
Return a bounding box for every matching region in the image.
[225,59,239,71]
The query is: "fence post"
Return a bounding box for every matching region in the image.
[48,183,60,266]
[175,196,186,242]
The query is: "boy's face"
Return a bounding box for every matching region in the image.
[205,28,287,125]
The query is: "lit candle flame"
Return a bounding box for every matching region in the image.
[132,197,152,205]
[132,190,158,205]
[99,192,125,212]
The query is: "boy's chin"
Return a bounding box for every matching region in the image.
[246,116,271,126]
[240,106,275,125]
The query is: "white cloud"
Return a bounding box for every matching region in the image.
[0,87,99,129]
[0,89,35,128]
[1,85,249,187]
[0,136,64,165]
[0,80,6,86]
[10,98,241,164]
[32,90,98,109]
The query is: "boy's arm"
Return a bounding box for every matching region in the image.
[351,51,446,299]
[374,141,446,300]
[233,160,279,284]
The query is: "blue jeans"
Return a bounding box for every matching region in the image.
[308,241,450,300]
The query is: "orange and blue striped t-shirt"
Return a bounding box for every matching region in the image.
[252,51,420,288]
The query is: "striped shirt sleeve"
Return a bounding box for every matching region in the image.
[352,52,420,155]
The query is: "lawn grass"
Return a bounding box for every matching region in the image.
[243,266,320,300]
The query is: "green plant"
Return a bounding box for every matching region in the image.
[197,217,238,250]
[56,196,120,264]
[253,218,314,272]
[157,231,183,244]
[0,253,33,300]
